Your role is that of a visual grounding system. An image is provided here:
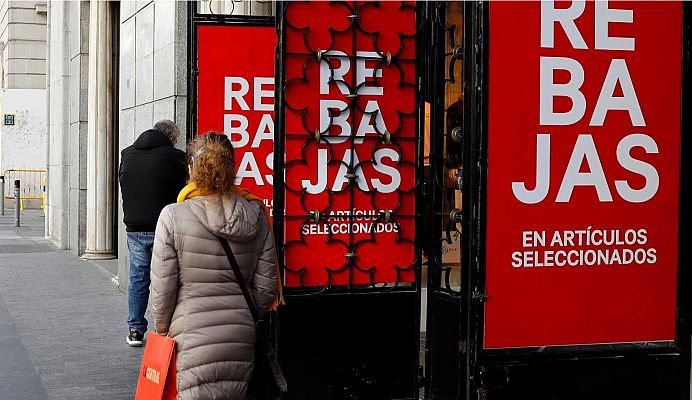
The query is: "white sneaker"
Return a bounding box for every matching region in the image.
[126,328,144,347]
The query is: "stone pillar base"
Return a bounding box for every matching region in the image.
[82,251,116,260]
[85,0,115,259]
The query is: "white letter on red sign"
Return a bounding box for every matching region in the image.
[355,100,388,144]
[615,134,659,203]
[254,77,274,111]
[540,0,587,49]
[252,114,274,148]
[320,51,350,96]
[236,152,263,186]
[333,150,370,192]
[512,134,551,204]
[224,114,250,147]
[595,0,634,51]
[371,148,401,193]
[265,152,274,186]
[556,134,613,203]
[224,77,250,111]
[590,59,644,127]
[302,149,328,194]
[320,100,350,144]
[539,56,586,126]
[356,51,383,96]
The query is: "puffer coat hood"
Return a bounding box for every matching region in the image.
[150,193,277,400]
[186,195,260,243]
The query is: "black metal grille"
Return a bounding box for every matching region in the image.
[276,1,424,294]
[426,1,465,298]
[423,3,468,399]
[274,3,425,399]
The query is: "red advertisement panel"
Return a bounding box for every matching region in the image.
[282,2,418,287]
[197,25,276,215]
[485,1,682,348]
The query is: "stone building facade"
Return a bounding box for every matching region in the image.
[46,0,269,288]
[0,1,47,204]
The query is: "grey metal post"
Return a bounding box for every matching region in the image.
[13,179,20,227]
[0,175,4,216]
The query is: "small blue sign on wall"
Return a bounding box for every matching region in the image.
[4,114,14,125]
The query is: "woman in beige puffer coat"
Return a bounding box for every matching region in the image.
[150,132,277,400]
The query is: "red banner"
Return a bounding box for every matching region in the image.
[197,25,276,216]
[282,2,418,287]
[485,1,682,348]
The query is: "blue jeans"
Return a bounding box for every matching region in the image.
[127,232,155,333]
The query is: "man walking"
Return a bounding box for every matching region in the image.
[119,120,187,346]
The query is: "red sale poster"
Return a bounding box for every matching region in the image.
[282,2,418,287]
[196,25,276,216]
[485,1,682,348]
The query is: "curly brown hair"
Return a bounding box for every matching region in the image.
[188,132,235,194]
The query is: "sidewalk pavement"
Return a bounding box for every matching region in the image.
[0,209,429,399]
[0,209,143,400]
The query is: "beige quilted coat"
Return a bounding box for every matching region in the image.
[150,193,277,400]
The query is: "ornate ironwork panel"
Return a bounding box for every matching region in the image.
[274,2,425,399]
[425,1,465,297]
[278,1,423,293]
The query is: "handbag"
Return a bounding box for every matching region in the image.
[134,332,177,400]
[216,236,288,394]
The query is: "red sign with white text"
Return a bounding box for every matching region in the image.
[282,2,418,287]
[197,25,276,215]
[485,1,682,349]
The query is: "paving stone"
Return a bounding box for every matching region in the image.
[0,293,49,400]
[0,210,143,400]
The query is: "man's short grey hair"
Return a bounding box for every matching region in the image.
[154,119,180,144]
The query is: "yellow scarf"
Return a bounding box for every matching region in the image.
[177,182,285,310]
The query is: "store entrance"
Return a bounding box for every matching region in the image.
[188,2,692,399]
[422,2,467,399]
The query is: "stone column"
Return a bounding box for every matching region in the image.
[83,1,114,260]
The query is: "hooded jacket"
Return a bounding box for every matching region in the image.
[150,193,277,400]
[119,129,187,232]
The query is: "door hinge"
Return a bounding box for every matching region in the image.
[472,289,487,303]
[418,365,428,388]
[459,340,467,353]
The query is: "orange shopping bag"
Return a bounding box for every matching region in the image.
[135,333,177,400]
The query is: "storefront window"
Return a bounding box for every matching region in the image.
[440,1,464,291]
[197,0,273,17]
[421,2,465,295]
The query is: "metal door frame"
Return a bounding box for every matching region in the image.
[186,2,275,142]
[274,2,426,398]
[422,2,472,399]
[186,2,692,398]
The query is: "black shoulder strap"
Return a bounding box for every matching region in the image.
[217,237,260,325]
[216,236,288,392]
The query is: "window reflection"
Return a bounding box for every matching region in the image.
[197,0,273,17]
[440,1,464,292]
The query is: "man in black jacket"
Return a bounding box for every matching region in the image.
[119,120,187,346]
